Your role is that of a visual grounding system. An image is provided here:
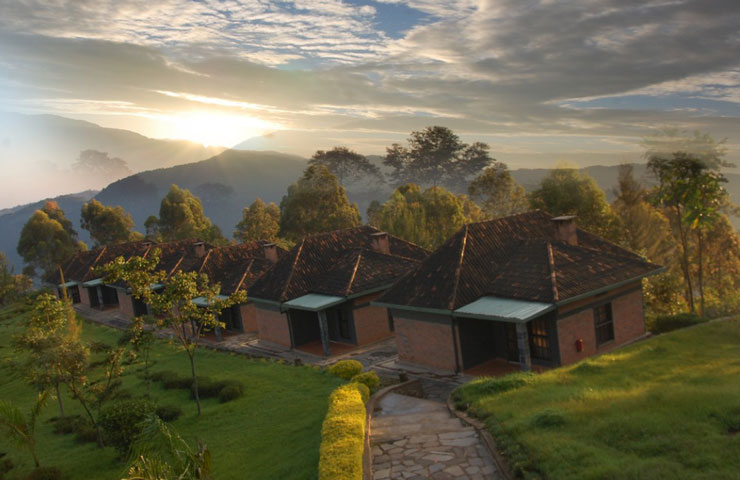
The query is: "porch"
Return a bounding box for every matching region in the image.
[285,294,355,357]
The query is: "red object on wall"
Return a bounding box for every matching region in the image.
[575,338,584,352]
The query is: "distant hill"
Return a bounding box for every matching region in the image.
[3,153,739,275]
[0,111,224,208]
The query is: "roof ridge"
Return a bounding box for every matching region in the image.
[198,249,213,274]
[86,246,108,279]
[280,239,305,301]
[547,242,560,302]
[168,255,184,278]
[448,224,469,310]
[345,251,363,297]
[235,258,255,294]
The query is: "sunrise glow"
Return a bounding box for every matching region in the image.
[163,111,281,148]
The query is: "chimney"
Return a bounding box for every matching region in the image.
[552,216,578,246]
[370,232,390,255]
[193,241,207,258]
[263,242,278,263]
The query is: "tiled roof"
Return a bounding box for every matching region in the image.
[249,226,429,302]
[197,242,283,294]
[47,241,154,284]
[378,210,662,310]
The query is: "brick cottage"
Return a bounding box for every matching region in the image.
[375,211,664,374]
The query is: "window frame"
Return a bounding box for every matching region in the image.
[593,303,614,347]
[528,317,551,360]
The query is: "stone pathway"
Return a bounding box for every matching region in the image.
[370,393,502,480]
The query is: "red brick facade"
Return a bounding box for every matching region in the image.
[557,285,645,366]
[239,303,258,332]
[352,293,393,345]
[255,306,291,347]
[117,289,135,318]
[395,315,457,372]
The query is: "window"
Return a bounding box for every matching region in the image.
[594,303,614,346]
[528,318,550,360]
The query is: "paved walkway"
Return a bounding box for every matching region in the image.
[370,393,502,480]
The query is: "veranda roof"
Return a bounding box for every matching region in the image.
[453,296,555,323]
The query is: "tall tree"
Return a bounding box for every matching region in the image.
[368,184,483,250]
[100,251,245,416]
[468,164,529,219]
[383,126,493,189]
[0,252,32,305]
[234,198,280,243]
[529,167,621,240]
[648,152,730,314]
[641,129,732,170]
[147,185,225,244]
[81,199,142,246]
[73,150,132,183]
[309,147,382,187]
[279,165,361,242]
[17,201,85,277]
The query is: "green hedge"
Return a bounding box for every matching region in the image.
[351,371,380,393]
[318,383,367,480]
[327,360,363,380]
[649,313,707,334]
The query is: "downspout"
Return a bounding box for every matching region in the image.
[451,317,461,373]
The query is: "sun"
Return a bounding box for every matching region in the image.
[165,111,280,147]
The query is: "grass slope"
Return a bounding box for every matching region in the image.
[454,318,740,480]
[0,302,341,479]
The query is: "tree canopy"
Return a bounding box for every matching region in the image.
[146,185,225,244]
[0,252,32,305]
[81,199,142,246]
[308,147,382,188]
[17,201,85,277]
[383,126,493,189]
[279,165,361,242]
[368,183,483,250]
[233,198,280,243]
[468,164,529,219]
[529,167,620,240]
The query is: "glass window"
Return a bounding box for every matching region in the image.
[594,303,614,346]
[528,318,550,360]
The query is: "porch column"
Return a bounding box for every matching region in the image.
[317,310,331,357]
[96,286,104,309]
[515,322,532,372]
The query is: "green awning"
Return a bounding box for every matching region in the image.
[454,296,554,323]
[283,294,345,312]
[81,278,104,288]
[192,295,228,307]
[59,281,78,288]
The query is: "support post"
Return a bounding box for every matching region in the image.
[96,286,104,309]
[317,310,331,357]
[516,322,532,372]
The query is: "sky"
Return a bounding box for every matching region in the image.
[1,0,739,175]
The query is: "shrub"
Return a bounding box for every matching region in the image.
[148,370,178,382]
[88,341,111,353]
[99,398,156,454]
[354,383,370,403]
[50,415,85,435]
[327,360,363,380]
[530,409,566,429]
[650,313,707,334]
[24,467,65,480]
[219,385,243,403]
[351,371,380,393]
[193,378,244,399]
[0,456,14,478]
[155,404,183,422]
[74,423,98,444]
[452,372,535,409]
[318,383,367,480]
[161,374,192,390]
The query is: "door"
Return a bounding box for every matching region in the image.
[506,323,520,362]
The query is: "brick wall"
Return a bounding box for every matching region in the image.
[353,304,393,345]
[395,315,457,372]
[557,286,645,366]
[117,289,134,318]
[239,303,258,332]
[79,286,92,307]
[255,305,291,347]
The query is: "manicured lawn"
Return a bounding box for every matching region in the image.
[0,302,342,480]
[453,318,740,480]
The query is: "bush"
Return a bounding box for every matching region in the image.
[530,409,566,429]
[99,398,156,454]
[193,378,244,399]
[161,374,192,390]
[148,370,178,382]
[650,313,707,334]
[24,467,64,480]
[351,371,380,393]
[219,385,244,403]
[50,415,85,435]
[318,383,367,480]
[88,341,111,353]
[155,404,183,422]
[0,456,14,478]
[452,372,535,409]
[327,360,363,380]
[74,423,98,444]
[354,383,370,403]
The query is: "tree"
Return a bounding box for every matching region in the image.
[17,201,85,277]
[0,252,32,305]
[73,150,132,183]
[147,185,225,244]
[641,129,732,170]
[100,251,246,416]
[648,152,730,314]
[383,126,493,189]
[81,199,142,246]
[528,167,621,240]
[124,416,212,480]
[279,165,361,242]
[233,198,280,243]
[368,184,483,250]
[0,391,50,468]
[309,147,382,188]
[468,164,529,219]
